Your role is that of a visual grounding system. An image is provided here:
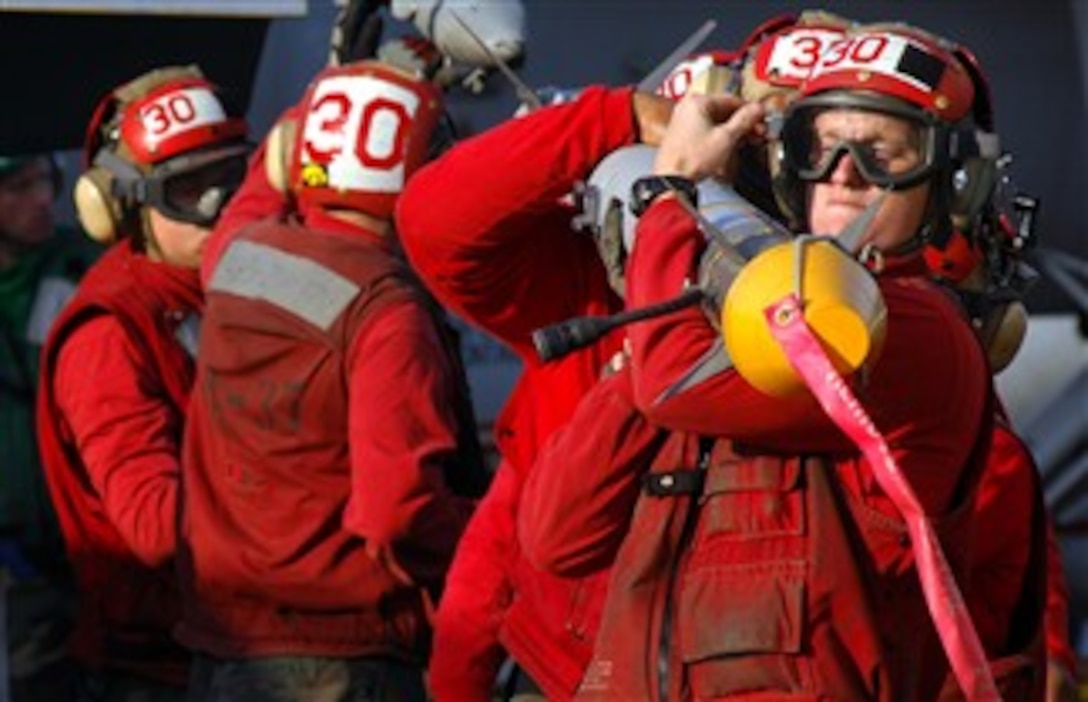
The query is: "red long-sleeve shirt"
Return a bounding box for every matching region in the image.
[54,316,181,568]
[396,86,637,701]
[37,243,199,685]
[519,366,664,578]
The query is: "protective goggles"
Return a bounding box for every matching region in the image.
[780,92,949,191]
[99,142,252,227]
[145,144,251,226]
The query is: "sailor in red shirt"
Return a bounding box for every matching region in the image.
[395,76,675,698]
[633,22,1066,698]
[37,66,251,699]
[177,60,482,702]
[519,23,1049,701]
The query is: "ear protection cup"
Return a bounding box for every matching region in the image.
[73,166,126,244]
[264,117,297,195]
[980,299,1028,373]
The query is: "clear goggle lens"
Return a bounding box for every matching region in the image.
[147,145,251,227]
[781,105,940,190]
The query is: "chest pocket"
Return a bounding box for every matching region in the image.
[699,455,805,540]
[677,454,814,698]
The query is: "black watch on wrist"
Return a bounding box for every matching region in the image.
[629,175,699,218]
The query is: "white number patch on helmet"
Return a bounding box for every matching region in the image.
[300,74,420,194]
[809,33,941,94]
[139,87,228,147]
[657,54,719,100]
[755,27,847,86]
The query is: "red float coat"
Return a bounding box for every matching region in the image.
[971,419,1070,672]
[37,241,198,685]
[629,198,1059,681]
[522,370,972,700]
[520,197,1037,701]
[395,86,636,700]
[177,210,475,659]
[522,374,1051,701]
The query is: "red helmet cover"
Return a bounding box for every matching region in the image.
[289,60,444,218]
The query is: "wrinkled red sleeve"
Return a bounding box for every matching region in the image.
[53,315,180,569]
[968,428,1038,653]
[342,300,474,583]
[429,463,519,702]
[970,427,1076,670]
[202,106,297,287]
[625,198,989,515]
[520,368,665,577]
[395,87,635,359]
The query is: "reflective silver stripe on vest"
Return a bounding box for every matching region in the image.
[208,240,360,331]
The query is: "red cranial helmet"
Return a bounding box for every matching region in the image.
[797,24,977,122]
[267,60,446,220]
[654,11,854,105]
[653,12,855,225]
[75,65,251,243]
[745,12,852,107]
[775,24,1000,239]
[775,24,1035,371]
[111,73,248,166]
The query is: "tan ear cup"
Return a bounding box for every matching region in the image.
[688,65,735,97]
[264,118,297,195]
[73,167,123,244]
[981,299,1028,373]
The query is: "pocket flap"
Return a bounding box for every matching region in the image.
[704,457,801,495]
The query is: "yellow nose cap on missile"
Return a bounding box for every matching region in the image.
[722,240,888,397]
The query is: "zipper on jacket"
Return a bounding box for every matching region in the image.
[656,438,713,701]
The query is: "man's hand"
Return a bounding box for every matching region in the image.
[632,91,676,147]
[653,93,765,182]
[365,540,414,588]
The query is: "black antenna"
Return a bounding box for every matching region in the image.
[532,288,703,362]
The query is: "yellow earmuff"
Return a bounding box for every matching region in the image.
[73,166,126,244]
[981,299,1028,374]
[264,118,297,195]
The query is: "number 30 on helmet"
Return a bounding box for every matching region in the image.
[265,60,446,220]
[74,65,250,244]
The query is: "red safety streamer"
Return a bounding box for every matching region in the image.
[765,293,1000,701]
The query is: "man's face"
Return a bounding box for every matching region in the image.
[144,207,211,269]
[0,157,57,248]
[804,108,930,250]
[141,154,248,269]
